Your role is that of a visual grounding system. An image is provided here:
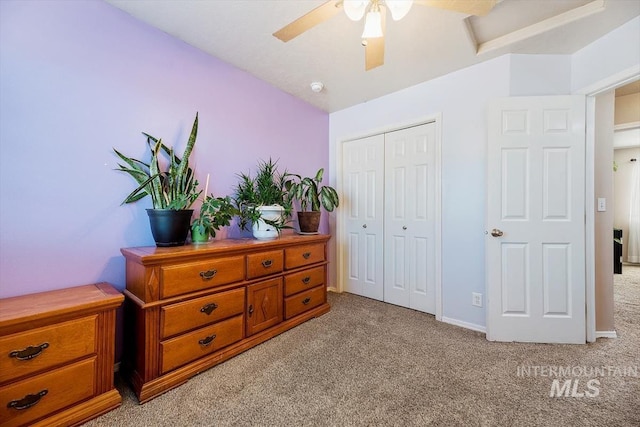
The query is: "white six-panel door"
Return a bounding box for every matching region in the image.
[341,123,438,314]
[383,124,437,313]
[342,134,385,300]
[486,95,586,343]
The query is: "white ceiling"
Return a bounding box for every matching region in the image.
[105,0,640,113]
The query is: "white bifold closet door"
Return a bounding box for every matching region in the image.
[342,122,437,314]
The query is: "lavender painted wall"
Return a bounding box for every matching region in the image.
[0,0,329,300]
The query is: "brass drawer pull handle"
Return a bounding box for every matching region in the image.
[302,276,311,285]
[198,334,217,347]
[200,303,218,315]
[302,252,311,259]
[261,259,273,268]
[8,390,48,410]
[248,304,254,317]
[302,297,311,305]
[199,269,217,280]
[9,343,49,361]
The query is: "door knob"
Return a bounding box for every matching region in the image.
[490,228,504,237]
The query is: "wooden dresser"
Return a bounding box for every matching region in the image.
[0,283,124,427]
[121,234,330,403]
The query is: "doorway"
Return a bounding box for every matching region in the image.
[584,72,640,342]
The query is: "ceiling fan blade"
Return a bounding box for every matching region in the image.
[365,37,385,70]
[365,6,386,71]
[273,1,342,42]
[415,0,498,16]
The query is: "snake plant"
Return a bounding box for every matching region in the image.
[114,113,201,210]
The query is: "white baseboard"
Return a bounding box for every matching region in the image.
[595,330,618,339]
[441,316,486,334]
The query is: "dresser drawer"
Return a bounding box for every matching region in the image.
[160,288,245,339]
[284,243,325,270]
[0,357,96,427]
[247,250,284,279]
[284,266,325,297]
[160,255,245,298]
[0,315,97,384]
[284,285,325,320]
[160,315,244,374]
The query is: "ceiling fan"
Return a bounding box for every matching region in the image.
[273,0,499,71]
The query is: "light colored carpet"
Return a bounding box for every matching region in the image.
[85,267,639,426]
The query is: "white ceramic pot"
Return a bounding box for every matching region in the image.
[252,204,284,240]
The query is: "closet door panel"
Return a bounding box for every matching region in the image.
[384,124,437,313]
[342,135,384,300]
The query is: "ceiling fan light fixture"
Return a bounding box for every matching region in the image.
[361,10,383,38]
[385,0,413,21]
[343,0,368,21]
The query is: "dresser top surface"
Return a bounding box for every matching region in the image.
[121,233,330,264]
[0,283,123,329]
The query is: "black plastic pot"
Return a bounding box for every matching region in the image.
[146,209,194,247]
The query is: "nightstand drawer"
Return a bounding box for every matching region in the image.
[0,315,97,384]
[160,315,244,374]
[284,243,325,270]
[0,357,96,427]
[160,288,245,339]
[247,250,284,279]
[284,285,325,320]
[284,266,325,297]
[160,255,245,298]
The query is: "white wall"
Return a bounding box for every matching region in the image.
[329,17,640,331]
[509,54,572,96]
[594,91,616,332]
[572,16,640,93]
[330,55,511,329]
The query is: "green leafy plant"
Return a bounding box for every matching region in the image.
[114,113,201,210]
[233,158,292,231]
[191,195,239,237]
[284,168,339,212]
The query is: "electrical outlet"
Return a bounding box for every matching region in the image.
[472,292,483,307]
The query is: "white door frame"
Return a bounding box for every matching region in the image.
[336,114,443,320]
[577,65,640,343]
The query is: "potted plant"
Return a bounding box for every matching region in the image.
[284,168,339,233]
[190,194,238,243]
[234,158,291,240]
[114,113,201,246]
